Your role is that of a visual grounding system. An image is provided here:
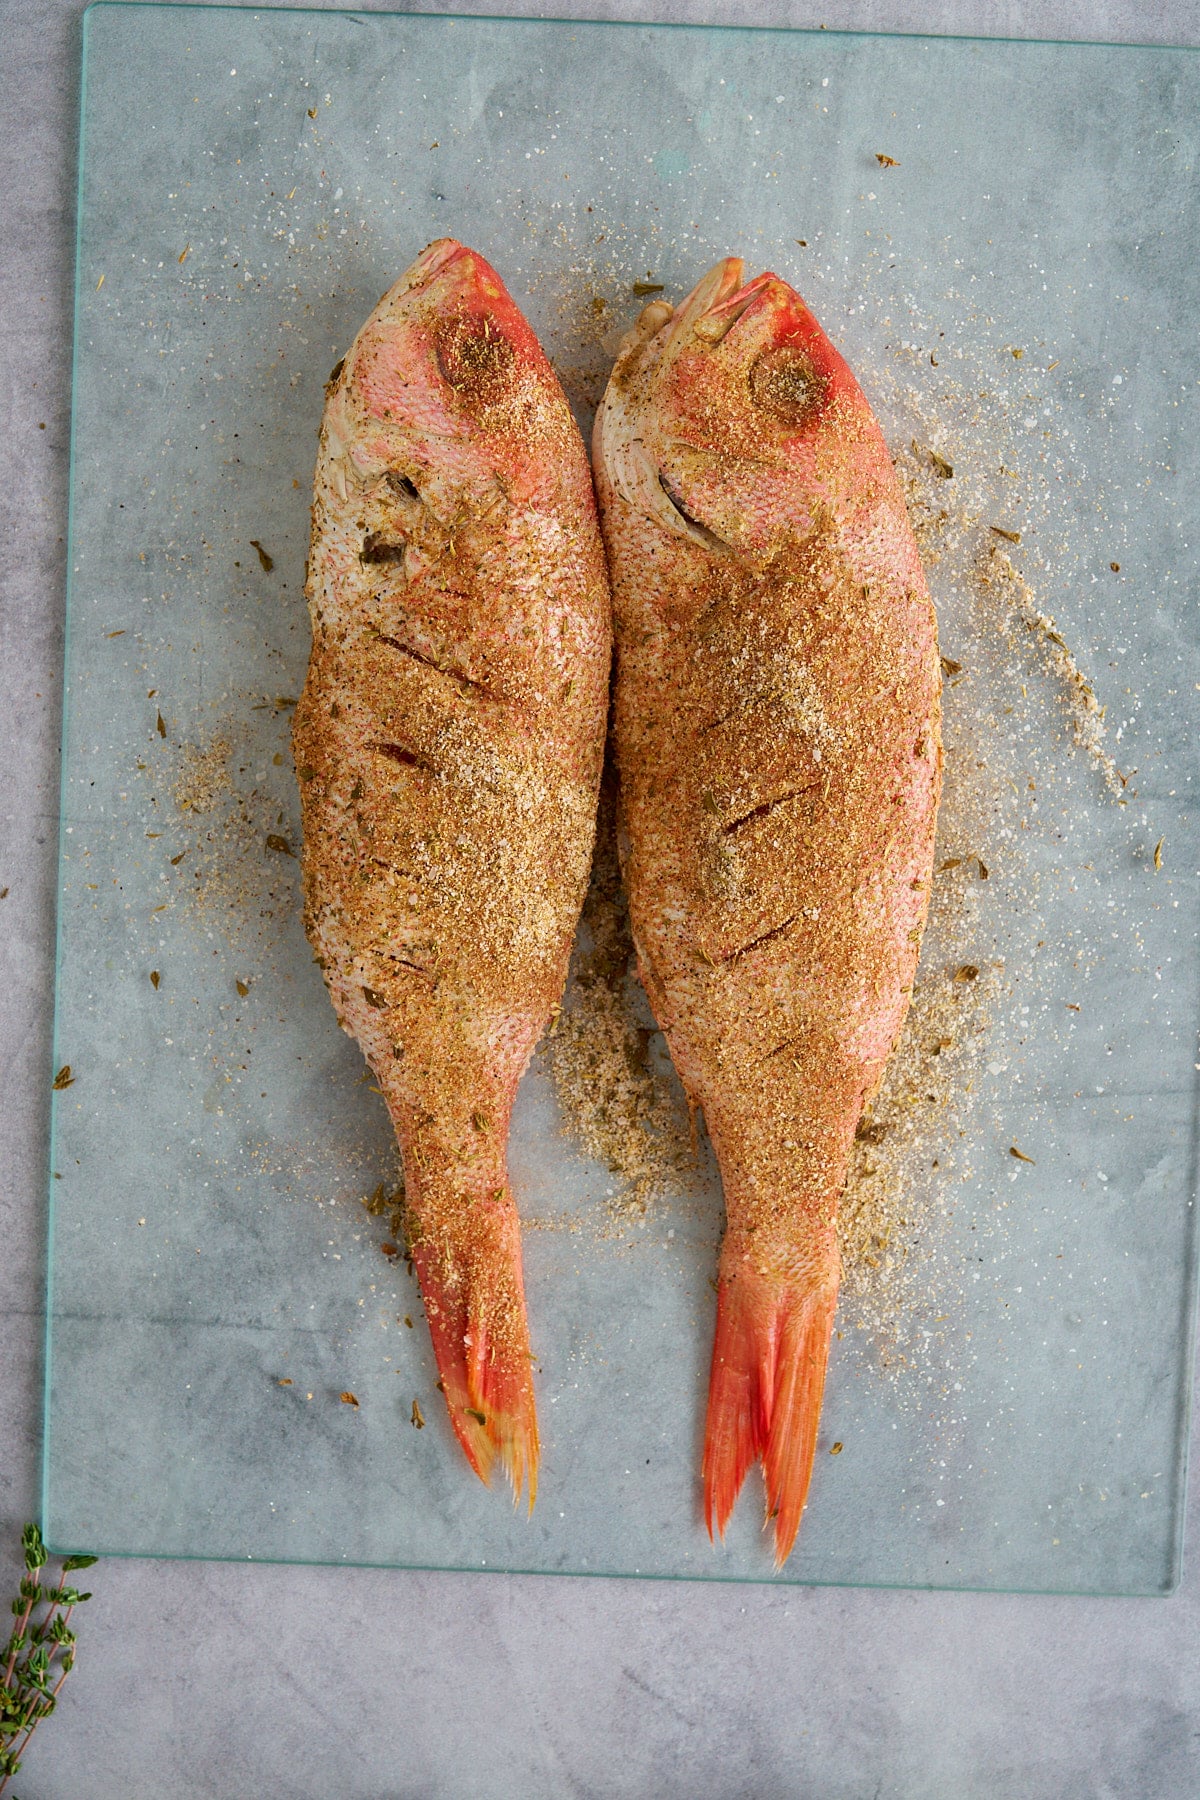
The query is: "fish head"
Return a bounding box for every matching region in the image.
[323,240,560,506]
[599,257,887,566]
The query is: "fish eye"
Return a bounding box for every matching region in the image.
[748,345,826,425]
[436,314,517,405]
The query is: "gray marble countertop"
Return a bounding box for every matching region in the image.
[4,1,1200,1794]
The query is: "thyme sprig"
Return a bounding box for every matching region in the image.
[0,1524,96,1796]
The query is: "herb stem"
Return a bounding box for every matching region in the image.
[30,1598,59,1649]
[1,1576,38,1689]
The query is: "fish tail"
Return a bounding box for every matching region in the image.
[413,1204,539,1512]
[703,1251,839,1567]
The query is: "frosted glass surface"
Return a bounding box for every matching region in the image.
[47,1,1200,1590]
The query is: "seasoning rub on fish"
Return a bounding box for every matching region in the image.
[294,241,611,1508]
[594,259,941,1563]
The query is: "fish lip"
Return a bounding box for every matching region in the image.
[596,259,747,460]
[665,256,746,351]
[401,237,472,296]
[688,269,788,349]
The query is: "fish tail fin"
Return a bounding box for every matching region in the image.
[703,1253,839,1567]
[413,1206,539,1513]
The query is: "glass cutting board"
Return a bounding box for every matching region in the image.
[47,1,1200,1591]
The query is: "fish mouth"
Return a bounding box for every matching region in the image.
[382,239,497,321]
[401,238,473,296]
[666,257,750,349]
[665,260,795,354]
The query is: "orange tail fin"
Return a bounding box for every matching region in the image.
[703,1259,839,1566]
[412,1208,539,1512]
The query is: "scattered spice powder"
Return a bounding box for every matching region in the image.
[978,546,1125,798]
[159,715,300,949]
[171,735,232,815]
[546,776,692,1225]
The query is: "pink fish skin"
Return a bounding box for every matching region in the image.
[594,259,941,1563]
[294,241,611,1507]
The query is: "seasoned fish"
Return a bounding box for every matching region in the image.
[294,241,611,1506]
[594,259,941,1562]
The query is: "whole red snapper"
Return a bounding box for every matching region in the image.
[594,258,941,1563]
